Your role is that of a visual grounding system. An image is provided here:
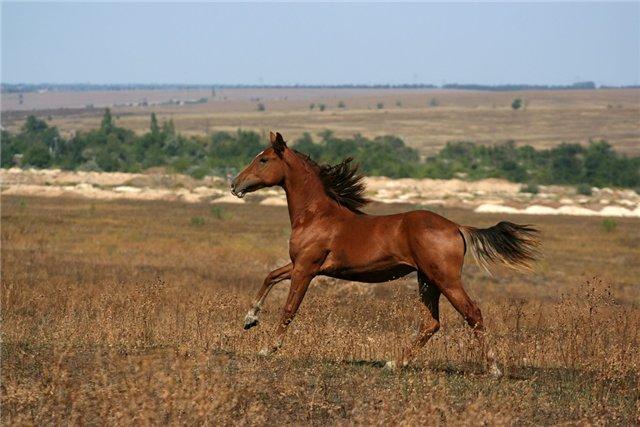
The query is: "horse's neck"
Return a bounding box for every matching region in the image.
[282,154,336,228]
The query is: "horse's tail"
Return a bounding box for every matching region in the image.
[459,221,540,274]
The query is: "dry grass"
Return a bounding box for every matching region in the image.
[2,196,639,424]
[3,88,639,155]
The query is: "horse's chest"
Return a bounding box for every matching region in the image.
[288,228,329,260]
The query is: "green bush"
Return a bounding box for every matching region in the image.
[23,143,52,168]
[512,98,523,110]
[210,206,225,219]
[601,218,617,233]
[576,183,592,196]
[520,182,539,194]
[190,216,205,226]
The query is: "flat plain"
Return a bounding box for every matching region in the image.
[2,195,639,424]
[2,88,639,155]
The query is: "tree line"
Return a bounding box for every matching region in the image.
[2,110,639,190]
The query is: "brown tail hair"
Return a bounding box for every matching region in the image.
[459,222,540,273]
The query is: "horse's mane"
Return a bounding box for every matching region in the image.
[294,151,370,213]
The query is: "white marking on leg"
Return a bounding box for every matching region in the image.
[244,305,261,328]
[383,360,397,370]
[486,348,503,378]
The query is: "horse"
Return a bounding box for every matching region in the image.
[231,132,539,375]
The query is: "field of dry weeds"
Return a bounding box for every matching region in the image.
[2,196,639,424]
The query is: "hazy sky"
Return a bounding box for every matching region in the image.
[2,2,639,86]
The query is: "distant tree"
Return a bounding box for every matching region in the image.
[337,101,346,109]
[376,102,384,109]
[23,143,52,168]
[23,115,48,133]
[429,98,439,107]
[150,113,160,135]
[309,103,315,110]
[511,98,523,110]
[395,100,402,107]
[318,104,326,111]
[257,103,266,111]
[162,119,176,135]
[101,108,114,133]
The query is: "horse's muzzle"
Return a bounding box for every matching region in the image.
[230,176,261,198]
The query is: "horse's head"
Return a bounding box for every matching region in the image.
[230,131,288,198]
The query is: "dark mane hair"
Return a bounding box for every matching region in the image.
[294,151,370,213]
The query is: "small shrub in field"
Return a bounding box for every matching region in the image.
[601,218,617,232]
[376,102,384,109]
[511,98,523,110]
[210,206,225,219]
[187,166,208,180]
[309,103,315,110]
[395,100,402,107]
[190,216,205,226]
[576,183,592,196]
[429,97,439,107]
[337,101,346,109]
[520,182,539,194]
[256,103,266,111]
[318,104,326,112]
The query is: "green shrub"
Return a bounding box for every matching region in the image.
[187,166,208,180]
[511,98,523,110]
[318,104,326,112]
[256,103,265,111]
[601,218,617,232]
[576,183,592,196]
[376,102,384,109]
[337,101,346,109]
[190,216,205,226]
[520,182,539,194]
[210,206,225,219]
[23,144,52,168]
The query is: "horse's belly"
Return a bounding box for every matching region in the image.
[323,264,415,283]
[320,250,415,283]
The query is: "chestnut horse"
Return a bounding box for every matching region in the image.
[231,132,539,375]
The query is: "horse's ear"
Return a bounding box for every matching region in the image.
[270,131,287,156]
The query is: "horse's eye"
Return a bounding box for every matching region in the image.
[260,158,268,164]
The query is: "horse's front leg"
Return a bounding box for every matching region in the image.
[244,263,293,330]
[258,266,315,355]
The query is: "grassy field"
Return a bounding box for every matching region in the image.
[1,195,639,424]
[2,88,639,155]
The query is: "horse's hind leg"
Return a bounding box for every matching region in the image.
[412,231,501,376]
[438,279,501,377]
[386,272,441,369]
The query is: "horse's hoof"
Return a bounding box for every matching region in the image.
[489,363,503,378]
[243,317,259,330]
[257,347,272,357]
[383,360,397,371]
[243,312,259,330]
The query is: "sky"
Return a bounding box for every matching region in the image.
[1,2,639,86]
